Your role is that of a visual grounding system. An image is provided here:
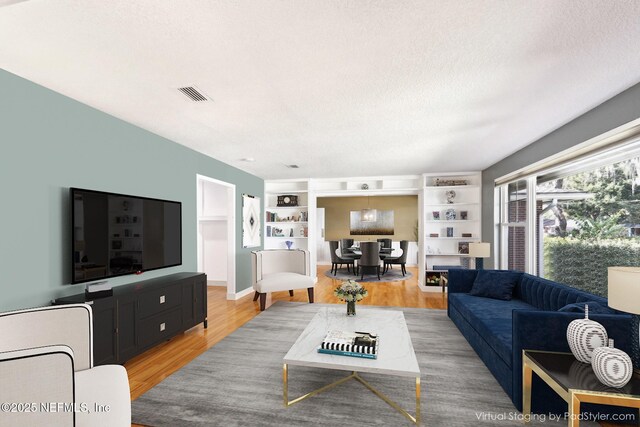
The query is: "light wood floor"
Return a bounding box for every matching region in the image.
[126,265,443,402]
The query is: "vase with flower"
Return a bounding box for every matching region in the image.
[334,279,368,316]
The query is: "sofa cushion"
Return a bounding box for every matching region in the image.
[515,274,608,311]
[254,272,315,293]
[469,270,521,301]
[449,293,536,367]
[558,301,616,314]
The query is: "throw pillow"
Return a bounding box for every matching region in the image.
[469,270,521,301]
[558,301,616,315]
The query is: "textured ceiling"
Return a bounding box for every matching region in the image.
[1,1,640,179]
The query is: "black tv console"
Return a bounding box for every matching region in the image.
[54,272,207,366]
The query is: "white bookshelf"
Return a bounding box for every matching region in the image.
[419,172,482,292]
[264,179,316,279]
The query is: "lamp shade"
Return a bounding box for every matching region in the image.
[469,242,490,258]
[608,267,640,314]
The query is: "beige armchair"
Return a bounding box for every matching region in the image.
[251,249,315,310]
[0,304,131,427]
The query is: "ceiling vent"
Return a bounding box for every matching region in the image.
[178,86,210,102]
[286,164,300,169]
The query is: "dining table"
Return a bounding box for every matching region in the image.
[347,246,394,260]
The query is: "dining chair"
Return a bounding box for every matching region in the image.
[329,241,355,275]
[377,238,392,249]
[357,241,382,280]
[384,240,409,275]
[340,239,355,256]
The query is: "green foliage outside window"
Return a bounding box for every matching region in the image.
[544,237,640,297]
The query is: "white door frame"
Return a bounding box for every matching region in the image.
[196,174,236,299]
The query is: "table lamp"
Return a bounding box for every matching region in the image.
[469,242,490,270]
[608,266,640,372]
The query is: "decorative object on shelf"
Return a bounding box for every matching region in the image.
[445,190,456,204]
[350,209,394,235]
[607,266,640,371]
[361,183,369,190]
[432,211,440,220]
[446,227,454,237]
[445,209,456,220]
[469,242,490,269]
[461,233,472,237]
[458,241,469,254]
[435,178,468,186]
[567,305,608,364]
[242,194,261,248]
[591,339,633,388]
[285,240,294,250]
[429,233,439,237]
[334,280,368,316]
[460,211,468,220]
[277,195,298,207]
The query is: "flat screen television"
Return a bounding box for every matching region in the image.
[71,188,182,284]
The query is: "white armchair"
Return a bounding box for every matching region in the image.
[251,249,315,311]
[0,304,131,427]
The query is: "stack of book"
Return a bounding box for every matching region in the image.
[318,330,379,359]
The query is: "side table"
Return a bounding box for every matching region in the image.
[523,350,640,426]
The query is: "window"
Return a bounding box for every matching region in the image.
[496,148,640,295]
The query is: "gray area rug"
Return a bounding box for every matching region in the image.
[132,303,580,426]
[324,267,413,282]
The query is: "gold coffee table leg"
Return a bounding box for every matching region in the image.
[284,364,421,425]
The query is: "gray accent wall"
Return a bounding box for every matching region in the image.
[482,82,640,268]
[0,69,263,311]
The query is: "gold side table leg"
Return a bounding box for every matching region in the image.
[569,391,580,427]
[523,359,532,424]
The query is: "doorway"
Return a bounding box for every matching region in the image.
[196,174,236,299]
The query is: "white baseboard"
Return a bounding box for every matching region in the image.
[207,280,226,287]
[227,286,254,300]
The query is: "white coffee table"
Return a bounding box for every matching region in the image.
[283,307,421,424]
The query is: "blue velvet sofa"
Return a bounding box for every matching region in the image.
[447,269,634,416]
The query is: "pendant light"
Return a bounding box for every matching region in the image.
[361,196,377,222]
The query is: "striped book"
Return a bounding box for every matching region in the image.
[318,330,379,359]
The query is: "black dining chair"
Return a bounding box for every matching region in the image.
[377,238,392,249]
[329,241,355,275]
[357,241,382,280]
[384,240,409,276]
[340,239,355,257]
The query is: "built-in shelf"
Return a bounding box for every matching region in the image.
[421,172,482,290]
[428,202,480,207]
[424,220,478,223]
[425,253,471,257]
[426,237,480,240]
[424,185,479,189]
[266,221,308,225]
[266,206,308,209]
[267,236,308,239]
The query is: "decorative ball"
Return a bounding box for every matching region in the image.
[361,183,369,190]
[591,339,633,388]
[567,305,608,364]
